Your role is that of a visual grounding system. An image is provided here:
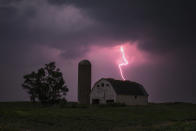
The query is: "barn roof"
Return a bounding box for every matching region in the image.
[103,78,148,96]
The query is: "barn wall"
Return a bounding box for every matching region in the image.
[90,79,116,104]
[116,95,148,105]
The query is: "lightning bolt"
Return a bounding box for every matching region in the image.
[118,46,128,80]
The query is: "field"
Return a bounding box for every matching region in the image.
[0,102,196,131]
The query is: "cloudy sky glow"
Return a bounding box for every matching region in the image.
[0,0,195,103]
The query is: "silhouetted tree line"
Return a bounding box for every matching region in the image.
[22,62,68,104]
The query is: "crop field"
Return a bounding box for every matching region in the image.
[0,102,196,131]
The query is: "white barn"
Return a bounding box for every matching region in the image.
[90,78,148,105]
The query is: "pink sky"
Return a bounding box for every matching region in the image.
[54,42,152,101]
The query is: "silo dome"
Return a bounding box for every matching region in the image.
[79,60,91,65]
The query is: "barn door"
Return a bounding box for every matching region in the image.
[92,99,100,104]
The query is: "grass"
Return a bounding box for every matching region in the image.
[0,102,196,131]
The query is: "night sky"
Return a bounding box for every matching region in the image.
[0,0,195,103]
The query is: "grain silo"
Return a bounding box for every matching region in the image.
[78,60,91,104]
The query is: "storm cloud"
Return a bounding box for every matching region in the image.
[0,0,195,102]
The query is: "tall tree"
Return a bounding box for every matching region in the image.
[22,62,68,104]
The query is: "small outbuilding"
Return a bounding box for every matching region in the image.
[90,78,148,105]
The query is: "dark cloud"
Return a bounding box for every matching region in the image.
[0,0,195,102]
[1,0,196,52]
[48,0,196,52]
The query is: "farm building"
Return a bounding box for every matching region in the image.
[90,78,148,105]
[78,60,91,104]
